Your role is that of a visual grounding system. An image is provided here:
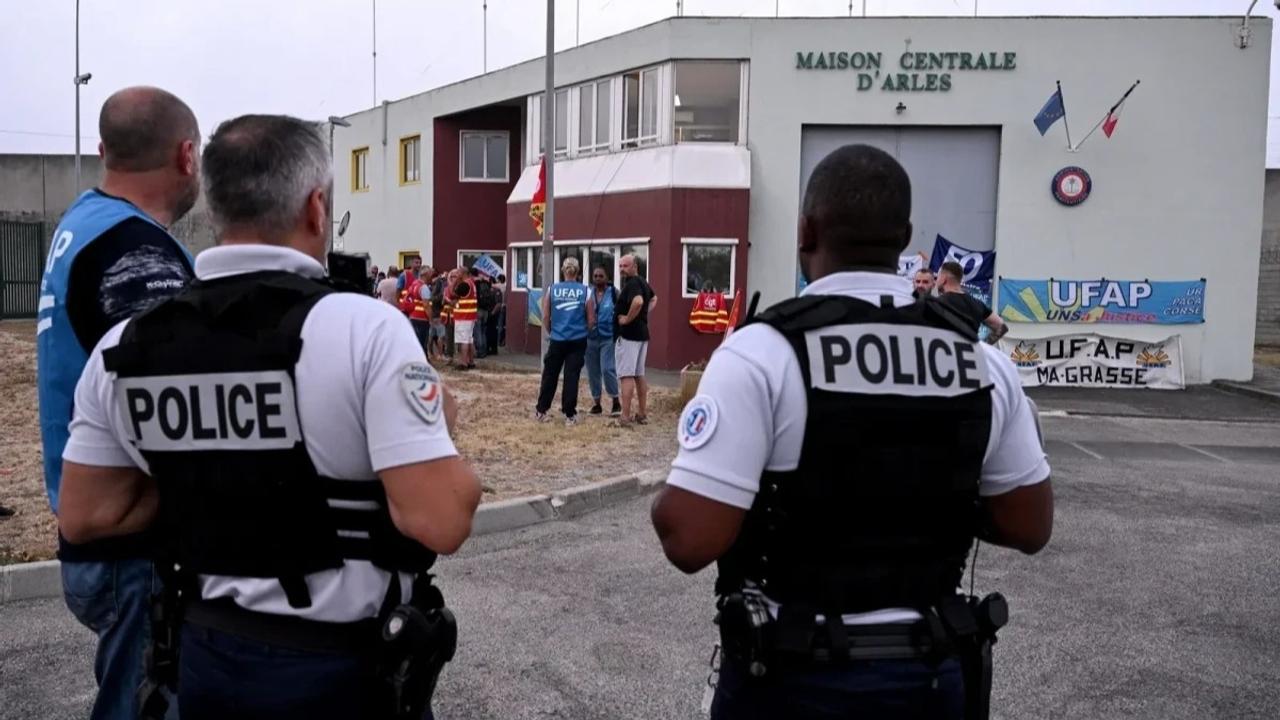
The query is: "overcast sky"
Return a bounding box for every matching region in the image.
[4,0,1279,162]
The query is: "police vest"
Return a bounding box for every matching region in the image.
[101,271,436,609]
[36,190,192,512]
[716,294,993,615]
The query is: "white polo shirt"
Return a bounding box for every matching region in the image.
[666,271,1050,624]
[63,244,458,623]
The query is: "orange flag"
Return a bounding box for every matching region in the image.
[529,156,547,236]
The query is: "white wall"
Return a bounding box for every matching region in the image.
[332,16,1271,382]
[738,17,1270,383]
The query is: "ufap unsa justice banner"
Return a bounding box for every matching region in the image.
[998,334,1184,389]
[998,278,1205,324]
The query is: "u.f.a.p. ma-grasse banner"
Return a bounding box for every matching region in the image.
[998,279,1205,324]
[998,334,1184,389]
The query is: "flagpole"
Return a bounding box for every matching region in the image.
[1071,79,1141,151]
[1057,80,1073,151]
[541,0,556,363]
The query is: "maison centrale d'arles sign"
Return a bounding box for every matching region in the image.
[795,50,1016,91]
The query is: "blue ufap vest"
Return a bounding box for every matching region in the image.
[36,190,193,512]
[589,285,616,340]
[548,281,589,342]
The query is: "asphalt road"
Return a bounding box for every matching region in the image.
[2,409,1279,720]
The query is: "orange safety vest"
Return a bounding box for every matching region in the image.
[452,279,478,321]
[689,291,728,334]
[405,279,428,321]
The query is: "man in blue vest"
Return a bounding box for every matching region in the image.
[534,257,594,426]
[37,86,200,720]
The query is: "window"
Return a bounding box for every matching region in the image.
[460,131,509,182]
[458,250,506,275]
[554,89,569,157]
[576,79,611,154]
[399,135,420,184]
[511,240,648,292]
[673,61,741,143]
[682,239,736,298]
[622,68,659,148]
[351,147,369,191]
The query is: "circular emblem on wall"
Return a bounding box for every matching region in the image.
[1051,166,1092,206]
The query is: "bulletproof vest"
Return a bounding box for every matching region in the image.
[102,271,436,609]
[716,293,993,615]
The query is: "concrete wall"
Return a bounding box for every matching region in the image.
[0,154,216,255]
[1258,169,1280,347]
[332,16,1272,382]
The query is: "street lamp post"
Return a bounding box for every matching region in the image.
[74,0,92,192]
[327,116,352,249]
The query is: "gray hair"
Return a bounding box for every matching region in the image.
[561,257,580,277]
[202,114,333,241]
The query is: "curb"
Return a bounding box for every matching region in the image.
[1213,380,1280,406]
[0,560,61,606]
[0,471,667,605]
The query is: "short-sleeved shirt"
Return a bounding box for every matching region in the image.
[937,291,993,332]
[616,275,654,342]
[65,208,193,354]
[665,271,1050,624]
[63,244,459,622]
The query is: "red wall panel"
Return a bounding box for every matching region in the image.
[432,107,522,272]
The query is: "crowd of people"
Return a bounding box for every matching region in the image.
[369,255,507,369]
[533,254,656,427]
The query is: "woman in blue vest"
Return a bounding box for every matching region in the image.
[534,257,594,426]
[585,265,621,416]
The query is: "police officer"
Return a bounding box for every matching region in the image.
[36,85,200,720]
[651,144,1053,719]
[58,114,481,720]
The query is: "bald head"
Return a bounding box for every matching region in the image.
[99,87,200,172]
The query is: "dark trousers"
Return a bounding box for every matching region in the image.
[179,623,433,720]
[536,337,588,417]
[711,657,964,720]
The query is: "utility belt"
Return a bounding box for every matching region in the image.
[715,592,1008,720]
[140,571,457,720]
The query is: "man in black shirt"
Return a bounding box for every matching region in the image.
[614,254,657,426]
[37,86,199,720]
[936,261,1007,344]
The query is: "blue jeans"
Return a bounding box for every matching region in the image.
[474,310,489,357]
[711,657,964,720]
[585,335,619,402]
[179,624,433,720]
[61,558,166,720]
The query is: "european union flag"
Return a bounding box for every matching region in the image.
[1034,89,1065,136]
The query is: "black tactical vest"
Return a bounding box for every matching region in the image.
[716,293,994,615]
[102,270,436,609]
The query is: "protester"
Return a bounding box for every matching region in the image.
[401,267,432,352]
[377,266,400,305]
[474,269,494,359]
[398,255,422,292]
[450,268,478,369]
[35,86,200,720]
[937,260,1008,343]
[429,270,448,363]
[487,274,506,355]
[913,268,936,299]
[368,264,380,293]
[535,258,593,425]
[614,254,656,426]
[585,265,621,416]
[442,269,458,363]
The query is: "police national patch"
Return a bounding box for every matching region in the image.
[678,395,719,450]
[401,362,443,424]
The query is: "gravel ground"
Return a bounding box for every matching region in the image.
[0,319,677,563]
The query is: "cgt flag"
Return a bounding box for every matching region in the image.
[529,156,547,236]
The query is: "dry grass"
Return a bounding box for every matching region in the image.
[0,321,56,564]
[0,319,677,563]
[1257,348,1280,369]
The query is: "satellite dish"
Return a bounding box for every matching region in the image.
[337,210,351,238]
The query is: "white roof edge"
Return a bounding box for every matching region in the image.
[506,145,751,204]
